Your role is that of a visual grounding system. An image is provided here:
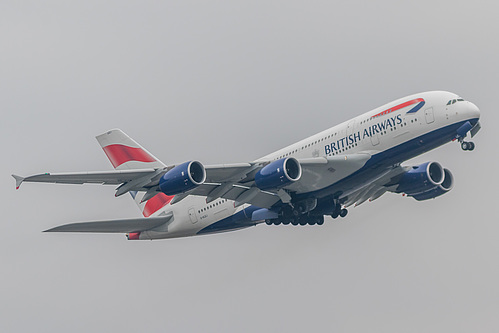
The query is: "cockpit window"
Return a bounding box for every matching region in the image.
[447,98,465,105]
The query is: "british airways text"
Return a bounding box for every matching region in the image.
[325,115,402,154]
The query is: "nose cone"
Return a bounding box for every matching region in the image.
[467,102,481,123]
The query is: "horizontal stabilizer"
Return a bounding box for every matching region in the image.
[44,212,173,233]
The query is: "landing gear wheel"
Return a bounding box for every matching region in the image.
[461,141,476,151]
[274,219,281,226]
[340,209,348,218]
[299,218,307,226]
[265,219,272,225]
[282,219,290,225]
[317,216,324,225]
[331,203,342,219]
[291,219,299,226]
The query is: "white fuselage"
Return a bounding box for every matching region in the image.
[140,91,480,240]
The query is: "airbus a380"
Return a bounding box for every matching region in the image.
[13,91,481,240]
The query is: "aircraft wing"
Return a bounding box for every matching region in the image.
[337,165,407,207]
[13,169,166,186]
[14,153,373,209]
[336,162,451,207]
[44,212,173,233]
[174,153,372,208]
[12,168,168,197]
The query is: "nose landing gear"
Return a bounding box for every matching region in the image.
[458,134,475,151]
[461,141,475,151]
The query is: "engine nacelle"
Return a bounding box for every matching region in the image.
[397,161,444,196]
[159,161,206,195]
[255,157,302,190]
[412,168,454,201]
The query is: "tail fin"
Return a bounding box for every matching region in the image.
[96,129,166,170]
[96,129,173,217]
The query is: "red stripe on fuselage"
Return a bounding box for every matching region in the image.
[102,144,156,168]
[371,98,424,118]
[143,193,174,217]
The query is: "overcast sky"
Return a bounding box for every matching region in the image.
[2,1,499,332]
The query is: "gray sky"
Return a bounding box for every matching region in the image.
[2,1,499,332]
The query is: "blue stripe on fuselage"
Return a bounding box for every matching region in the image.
[406,101,425,114]
[197,205,261,235]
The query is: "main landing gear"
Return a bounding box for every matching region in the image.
[330,203,348,219]
[265,215,324,226]
[264,200,348,226]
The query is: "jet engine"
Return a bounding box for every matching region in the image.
[159,161,206,195]
[397,162,444,196]
[411,168,454,201]
[255,157,302,190]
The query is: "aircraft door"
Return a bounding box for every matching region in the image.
[188,208,198,224]
[425,107,435,124]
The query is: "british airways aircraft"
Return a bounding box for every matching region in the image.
[13,91,481,240]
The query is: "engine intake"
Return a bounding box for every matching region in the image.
[397,161,444,196]
[255,157,302,190]
[159,161,206,195]
[412,168,454,201]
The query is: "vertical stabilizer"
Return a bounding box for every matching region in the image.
[96,129,166,170]
[96,129,172,217]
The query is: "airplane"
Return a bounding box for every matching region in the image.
[12,91,481,240]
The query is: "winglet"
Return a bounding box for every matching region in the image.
[12,175,24,190]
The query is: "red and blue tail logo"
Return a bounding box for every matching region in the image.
[102,144,157,168]
[130,191,174,217]
[96,129,165,170]
[96,129,169,217]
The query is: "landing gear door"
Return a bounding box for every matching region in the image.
[188,208,198,224]
[425,107,434,124]
[470,121,481,138]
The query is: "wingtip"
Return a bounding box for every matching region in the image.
[12,174,24,190]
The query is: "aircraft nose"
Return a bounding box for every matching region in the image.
[467,102,481,124]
